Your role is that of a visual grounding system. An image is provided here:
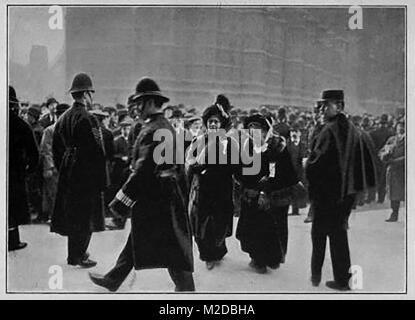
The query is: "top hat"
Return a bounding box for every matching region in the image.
[319,89,344,102]
[131,77,169,104]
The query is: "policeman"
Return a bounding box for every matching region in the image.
[9,86,39,250]
[306,90,376,291]
[89,77,194,292]
[51,73,107,268]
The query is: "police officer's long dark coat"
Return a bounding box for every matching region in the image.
[119,113,193,272]
[9,112,39,227]
[51,102,106,236]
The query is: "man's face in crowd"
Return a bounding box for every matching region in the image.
[321,100,340,121]
[190,120,202,136]
[290,131,301,145]
[49,102,57,114]
[396,123,405,136]
[103,116,110,128]
[248,123,267,145]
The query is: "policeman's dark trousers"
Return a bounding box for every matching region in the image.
[105,233,195,292]
[311,196,355,286]
[67,233,91,263]
[270,205,289,259]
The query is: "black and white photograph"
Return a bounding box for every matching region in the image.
[4,1,409,297]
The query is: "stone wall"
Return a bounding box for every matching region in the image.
[65,7,405,114]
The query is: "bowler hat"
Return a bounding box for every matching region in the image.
[69,72,95,94]
[46,97,58,107]
[187,115,202,124]
[244,114,270,131]
[131,77,169,104]
[103,105,117,113]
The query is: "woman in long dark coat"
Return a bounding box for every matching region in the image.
[187,104,238,270]
[379,121,405,222]
[235,114,299,273]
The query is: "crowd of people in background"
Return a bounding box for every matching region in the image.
[14,89,405,229]
[8,77,406,291]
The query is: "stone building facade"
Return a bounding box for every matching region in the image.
[63,7,404,114]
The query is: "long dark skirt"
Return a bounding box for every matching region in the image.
[236,198,283,268]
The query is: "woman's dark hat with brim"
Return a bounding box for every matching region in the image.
[244,114,270,131]
[202,104,230,127]
[130,77,169,104]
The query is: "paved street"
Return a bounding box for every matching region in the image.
[8,204,406,294]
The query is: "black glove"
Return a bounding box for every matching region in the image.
[108,198,131,218]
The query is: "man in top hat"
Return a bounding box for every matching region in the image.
[89,77,194,292]
[306,90,376,291]
[369,114,394,203]
[106,116,134,231]
[51,72,106,268]
[9,86,39,251]
[39,97,58,129]
[37,103,70,224]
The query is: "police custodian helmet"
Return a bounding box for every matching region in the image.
[69,73,95,94]
[130,77,169,104]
